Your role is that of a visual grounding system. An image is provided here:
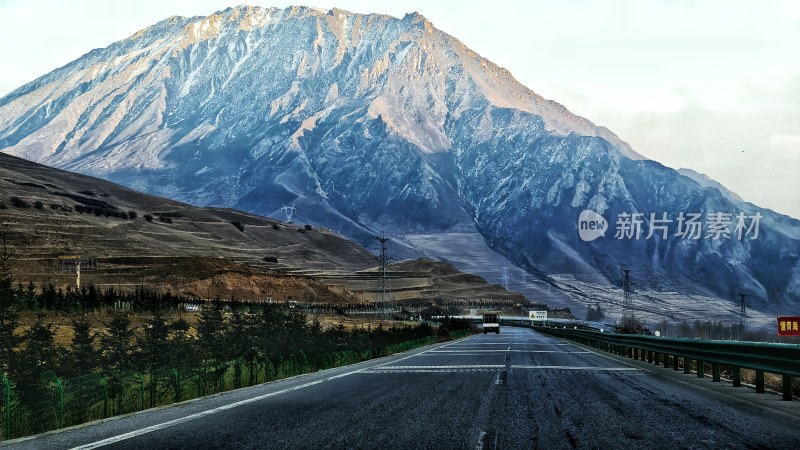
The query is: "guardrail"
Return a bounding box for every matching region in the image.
[502,320,800,401]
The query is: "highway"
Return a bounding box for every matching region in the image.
[7,327,799,449]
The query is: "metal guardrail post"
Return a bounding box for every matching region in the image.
[732,368,741,387]
[55,378,64,429]
[672,355,679,371]
[755,370,765,393]
[136,373,145,411]
[100,378,108,418]
[697,360,705,378]
[712,363,721,382]
[683,358,691,374]
[782,376,793,401]
[2,374,9,439]
[172,368,180,403]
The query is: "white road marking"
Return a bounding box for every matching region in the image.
[363,368,502,373]
[476,430,487,450]
[71,341,440,449]
[70,371,359,449]
[426,350,590,354]
[363,365,642,374]
[375,365,505,370]
[510,365,643,372]
[452,342,513,345]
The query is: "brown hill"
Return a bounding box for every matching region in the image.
[0,153,525,305]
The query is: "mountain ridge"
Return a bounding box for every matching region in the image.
[1,5,798,316]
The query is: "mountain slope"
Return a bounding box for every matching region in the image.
[1,5,798,313]
[0,152,525,304]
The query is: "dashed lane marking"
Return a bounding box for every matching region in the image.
[373,365,505,370]
[510,365,644,372]
[361,365,643,374]
[425,350,591,355]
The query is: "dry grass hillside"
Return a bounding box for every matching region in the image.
[0,153,527,305]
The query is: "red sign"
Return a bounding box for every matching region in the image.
[777,316,800,336]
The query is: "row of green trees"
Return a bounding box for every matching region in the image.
[11,281,190,310]
[2,281,438,412]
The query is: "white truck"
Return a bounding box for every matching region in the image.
[482,313,500,334]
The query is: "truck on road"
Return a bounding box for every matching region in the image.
[482,313,500,334]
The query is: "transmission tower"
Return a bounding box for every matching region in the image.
[621,267,635,328]
[375,234,393,316]
[280,204,296,223]
[737,293,747,337]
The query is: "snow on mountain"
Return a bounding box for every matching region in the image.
[1,5,799,314]
[677,168,744,203]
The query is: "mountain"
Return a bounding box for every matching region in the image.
[1,5,799,315]
[0,152,524,304]
[677,168,744,203]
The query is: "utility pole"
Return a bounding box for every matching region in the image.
[375,234,393,317]
[621,267,635,329]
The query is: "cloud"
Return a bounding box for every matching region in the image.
[769,134,800,158]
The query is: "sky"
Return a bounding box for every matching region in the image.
[1,0,799,218]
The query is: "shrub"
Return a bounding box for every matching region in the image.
[231,221,244,232]
[33,201,43,210]
[79,190,96,197]
[271,224,280,230]
[10,196,29,208]
[49,203,60,210]
[128,210,137,219]
[304,224,313,231]
[158,216,173,224]
[263,256,278,263]
[144,214,153,222]
[0,202,6,209]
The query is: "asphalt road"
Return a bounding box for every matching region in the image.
[6,327,799,449]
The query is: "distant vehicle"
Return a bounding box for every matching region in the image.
[482,313,500,334]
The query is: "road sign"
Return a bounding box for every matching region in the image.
[529,310,548,321]
[777,316,800,336]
